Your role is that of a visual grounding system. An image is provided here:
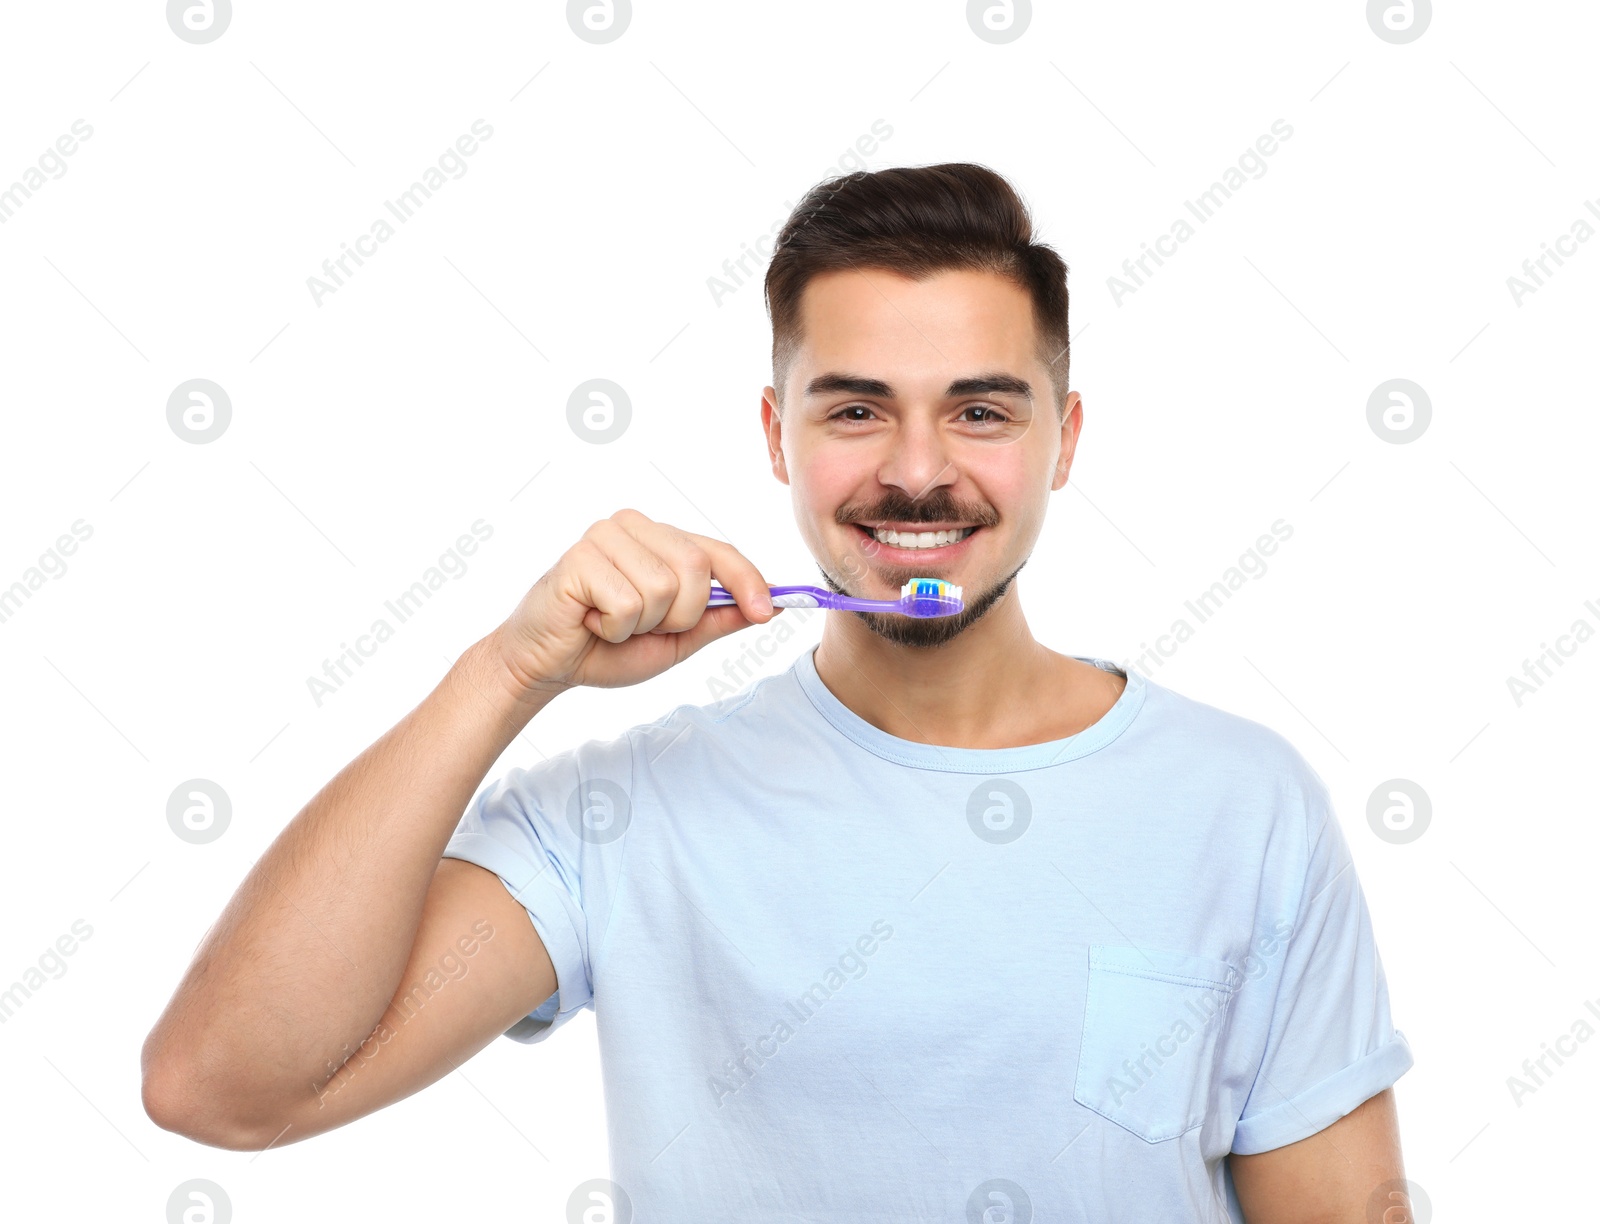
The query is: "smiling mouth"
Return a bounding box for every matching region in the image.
[852,523,981,550]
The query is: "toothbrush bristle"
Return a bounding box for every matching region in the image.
[899,577,965,617]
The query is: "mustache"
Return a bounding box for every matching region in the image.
[836,494,999,527]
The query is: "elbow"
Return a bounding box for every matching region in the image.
[140,1044,273,1152]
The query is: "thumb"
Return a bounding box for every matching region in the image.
[669,604,784,661]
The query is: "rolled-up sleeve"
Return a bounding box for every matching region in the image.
[1230,797,1414,1154]
[442,731,634,1044]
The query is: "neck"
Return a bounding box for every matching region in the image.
[812,587,1121,750]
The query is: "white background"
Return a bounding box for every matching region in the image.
[1,1,1595,1220]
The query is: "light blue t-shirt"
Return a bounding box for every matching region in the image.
[442,646,1413,1222]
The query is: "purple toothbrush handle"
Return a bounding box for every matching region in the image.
[706,584,831,606]
[706,584,910,613]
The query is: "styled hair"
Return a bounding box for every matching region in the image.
[763,162,1070,415]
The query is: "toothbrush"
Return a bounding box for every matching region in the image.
[705,577,964,618]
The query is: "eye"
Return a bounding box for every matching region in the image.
[828,404,878,423]
[960,404,1009,424]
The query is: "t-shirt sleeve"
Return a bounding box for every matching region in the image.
[440,730,635,1044]
[1229,788,1414,1154]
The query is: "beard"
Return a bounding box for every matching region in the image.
[817,556,1027,648]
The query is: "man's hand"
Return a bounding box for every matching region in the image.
[1230,1088,1409,1224]
[495,507,781,696]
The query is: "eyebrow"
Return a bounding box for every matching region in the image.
[803,371,1034,401]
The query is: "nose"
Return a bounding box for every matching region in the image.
[877,414,957,503]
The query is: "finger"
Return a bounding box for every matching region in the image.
[666,600,784,662]
[567,541,649,643]
[611,511,772,633]
[659,526,777,624]
[586,517,684,636]
[609,511,713,633]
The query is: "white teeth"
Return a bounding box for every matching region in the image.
[870,526,974,548]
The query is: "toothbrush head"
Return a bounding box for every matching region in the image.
[899,577,964,618]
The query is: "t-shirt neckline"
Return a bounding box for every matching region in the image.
[791,643,1148,773]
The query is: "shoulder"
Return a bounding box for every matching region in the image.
[481,664,805,814]
[1135,673,1332,836]
[625,663,801,759]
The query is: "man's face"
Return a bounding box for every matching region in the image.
[761,266,1081,648]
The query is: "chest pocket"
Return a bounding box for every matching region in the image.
[1072,944,1239,1142]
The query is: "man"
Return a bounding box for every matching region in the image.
[143,163,1413,1222]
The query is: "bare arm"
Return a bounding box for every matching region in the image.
[1230,1087,1408,1224]
[140,632,558,1148]
[140,511,779,1149]
[200,856,558,1150]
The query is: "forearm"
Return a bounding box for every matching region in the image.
[141,628,554,1128]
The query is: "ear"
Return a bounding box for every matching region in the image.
[1051,391,1083,491]
[761,387,790,486]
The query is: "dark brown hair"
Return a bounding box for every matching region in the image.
[763,162,1070,415]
